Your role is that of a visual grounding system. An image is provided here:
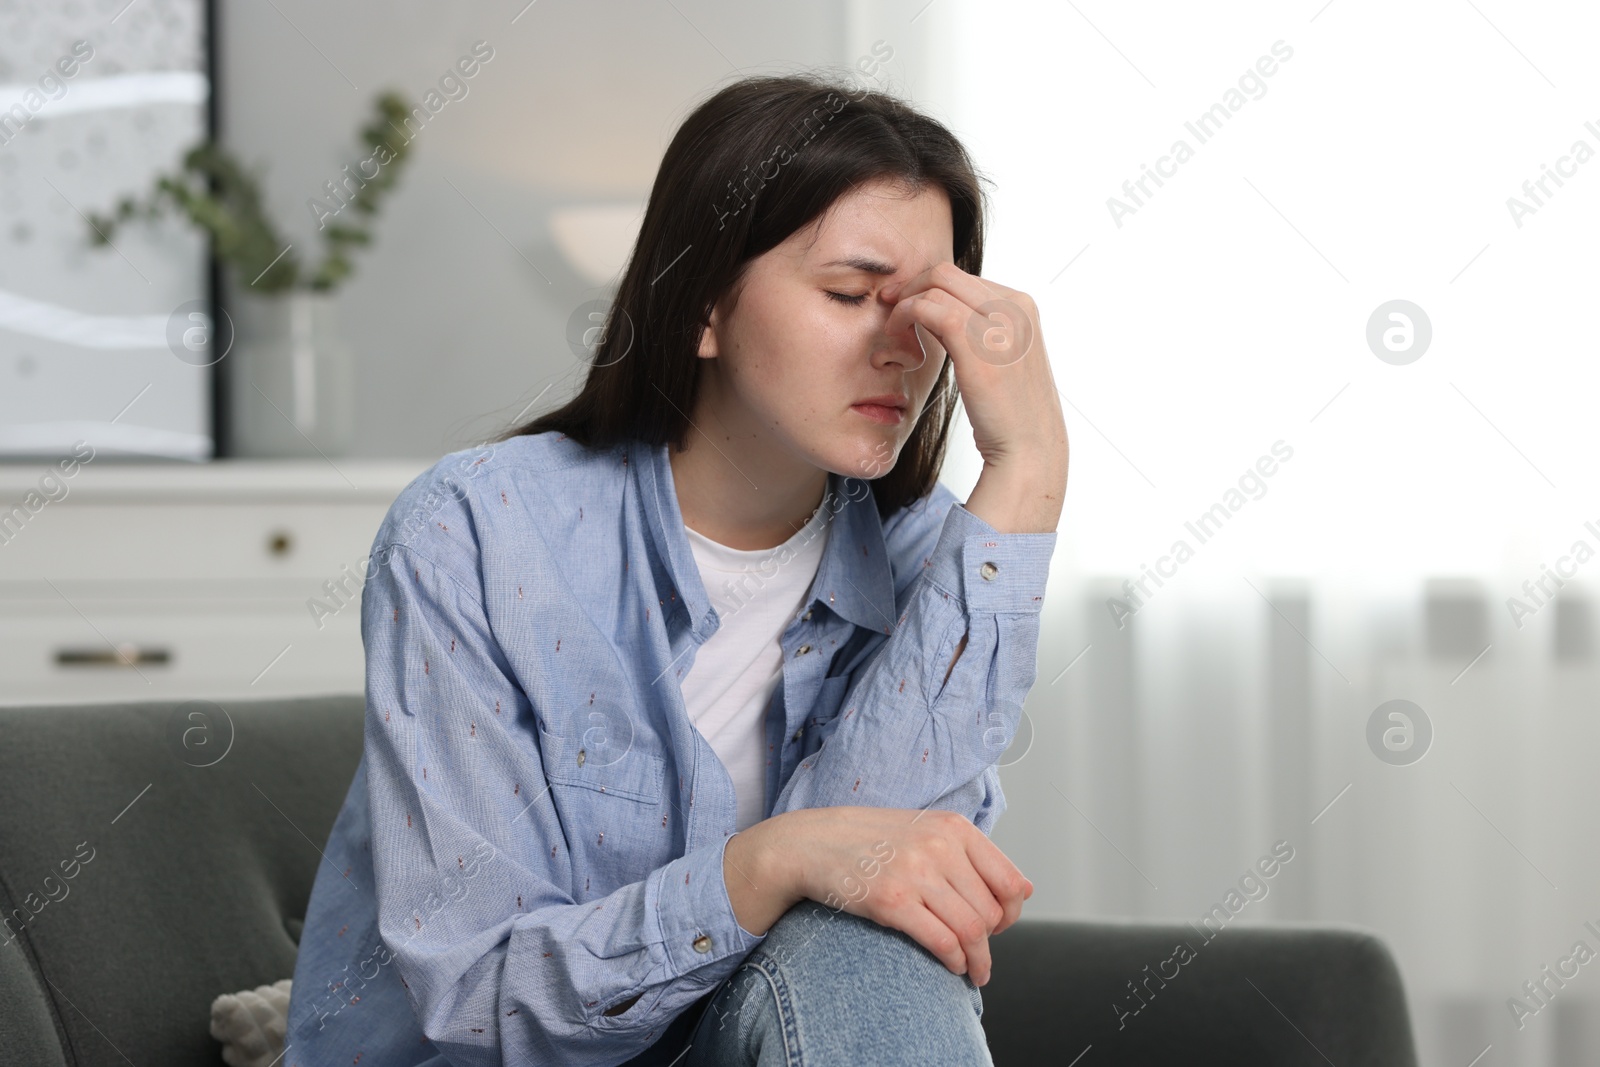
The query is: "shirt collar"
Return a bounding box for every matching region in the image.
[629,437,899,641]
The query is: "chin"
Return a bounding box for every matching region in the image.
[819,438,901,483]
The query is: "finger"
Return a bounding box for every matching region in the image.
[883,261,996,312]
[953,857,1017,940]
[961,832,1031,926]
[994,876,1035,936]
[882,288,966,359]
[945,861,1006,939]
[922,884,992,985]
[941,866,1008,971]
[890,900,969,978]
[982,878,1022,938]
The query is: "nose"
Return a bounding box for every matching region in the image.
[872,288,927,372]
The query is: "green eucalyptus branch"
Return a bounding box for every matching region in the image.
[305,92,416,291]
[85,90,415,295]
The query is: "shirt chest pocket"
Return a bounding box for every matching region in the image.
[537,725,665,805]
[798,673,854,760]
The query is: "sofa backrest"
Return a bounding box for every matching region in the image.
[0,695,365,1067]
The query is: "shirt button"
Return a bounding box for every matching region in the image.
[979,561,999,581]
[802,610,812,621]
[692,934,713,953]
[577,748,586,767]
[795,644,811,656]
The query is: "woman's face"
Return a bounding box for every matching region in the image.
[693,176,955,485]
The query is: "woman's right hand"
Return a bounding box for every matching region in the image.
[763,805,1034,987]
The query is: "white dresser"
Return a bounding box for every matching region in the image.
[0,458,430,707]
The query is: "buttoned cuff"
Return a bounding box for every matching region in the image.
[653,830,766,977]
[922,502,1057,614]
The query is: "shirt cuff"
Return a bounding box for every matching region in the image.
[652,830,766,977]
[921,501,1057,614]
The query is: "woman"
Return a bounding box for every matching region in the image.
[285,71,1067,1067]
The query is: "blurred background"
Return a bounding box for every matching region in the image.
[2,1,1597,1064]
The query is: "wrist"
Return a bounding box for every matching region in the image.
[965,463,1066,534]
[724,812,806,936]
[756,810,809,905]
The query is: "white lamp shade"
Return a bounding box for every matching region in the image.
[548,202,646,287]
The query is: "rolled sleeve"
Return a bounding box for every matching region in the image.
[652,829,767,976]
[921,501,1057,615]
[770,496,1056,833]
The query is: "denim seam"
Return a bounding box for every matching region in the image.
[746,951,806,1067]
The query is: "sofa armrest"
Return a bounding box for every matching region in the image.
[0,695,366,1067]
[981,917,1418,1066]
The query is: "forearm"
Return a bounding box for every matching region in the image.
[771,499,1054,817]
[963,459,1067,535]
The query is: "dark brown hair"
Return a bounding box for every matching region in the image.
[491,71,989,520]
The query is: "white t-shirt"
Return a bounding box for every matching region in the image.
[680,499,833,832]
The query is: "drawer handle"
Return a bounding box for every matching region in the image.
[55,645,172,668]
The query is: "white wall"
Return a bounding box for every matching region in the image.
[217,0,865,457]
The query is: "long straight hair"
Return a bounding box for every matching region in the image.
[491,71,989,520]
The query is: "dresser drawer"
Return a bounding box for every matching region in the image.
[0,502,390,585]
[0,458,425,706]
[0,598,367,705]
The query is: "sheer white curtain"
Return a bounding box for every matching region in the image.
[844,0,1600,1063]
[1000,572,1599,1066]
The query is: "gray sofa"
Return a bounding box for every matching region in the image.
[0,695,1420,1065]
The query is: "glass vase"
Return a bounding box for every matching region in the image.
[226,290,355,458]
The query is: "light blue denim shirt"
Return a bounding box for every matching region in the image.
[284,430,1057,1067]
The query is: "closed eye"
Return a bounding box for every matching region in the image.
[825,290,869,306]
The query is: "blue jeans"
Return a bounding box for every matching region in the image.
[635,898,992,1066]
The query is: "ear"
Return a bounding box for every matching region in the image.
[696,299,721,360]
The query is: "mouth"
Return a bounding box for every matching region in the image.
[850,399,906,425]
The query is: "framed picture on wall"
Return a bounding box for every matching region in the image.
[0,0,214,461]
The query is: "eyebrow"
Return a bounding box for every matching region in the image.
[817,255,898,276]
